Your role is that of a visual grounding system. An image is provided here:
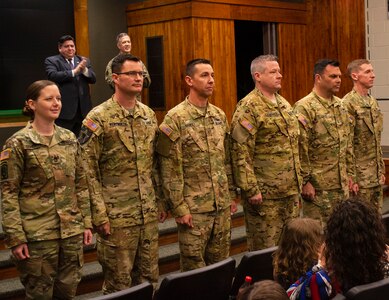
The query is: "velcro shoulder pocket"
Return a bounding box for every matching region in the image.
[156,133,174,157]
[232,123,251,144]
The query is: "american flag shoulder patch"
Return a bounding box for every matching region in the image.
[160,124,173,136]
[85,119,99,132]
[298,114,308,127]
[0,148,11,161]
[240,119,254,132]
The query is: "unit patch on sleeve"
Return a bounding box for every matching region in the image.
[1,162,8,180]
[78,126,94,145]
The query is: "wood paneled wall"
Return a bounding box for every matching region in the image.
[277,24,310,104]
[129,19,193,122]
[278,0,366,104]
[129,18,237,122]
[126,0,307,26]
[127,0,366,120]
[74,0,90,57]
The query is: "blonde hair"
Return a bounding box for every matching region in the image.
[347,59,371,77]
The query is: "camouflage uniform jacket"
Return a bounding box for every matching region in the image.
[0,123,91,249]
[230,88,302,199]
[79,97,162,228]
[294,91,352,191]
[156,97,236,217]
[105,55,151,88]
[342,89,384,188]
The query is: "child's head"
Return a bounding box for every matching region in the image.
[273,218,323,287]
[240,280,288,300]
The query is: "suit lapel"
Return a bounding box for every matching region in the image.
[60,55,72,70]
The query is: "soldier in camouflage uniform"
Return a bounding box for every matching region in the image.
[0,80,93,299]
[342,59,385,210]
[230,55,301,251]
[105,33,150,91]
[79,54,166,294]
[157,58,237,271]
[294,59,356,225]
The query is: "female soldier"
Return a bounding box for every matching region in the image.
[0,80,92,299]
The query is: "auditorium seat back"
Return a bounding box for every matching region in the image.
[331,293,346,300]
[345,277,389,300]
[229,246,277,297]
[90,281,153,300]
[155,257,236,300]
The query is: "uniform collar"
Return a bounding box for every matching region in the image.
[350,89,372,107]
[184,96,218,119]
[254,88,285,109]
[110,96,148,120]
[312,90,340,108]
[26,121,64,147]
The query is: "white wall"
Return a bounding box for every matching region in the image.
[366,0,389,145]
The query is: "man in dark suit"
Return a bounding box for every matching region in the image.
[45,35,96,136]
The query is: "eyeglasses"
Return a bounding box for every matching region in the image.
[115,71,146,78]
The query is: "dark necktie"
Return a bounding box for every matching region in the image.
[68,59,74,69]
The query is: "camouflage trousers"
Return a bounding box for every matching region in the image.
[302,188,349,227]
[358,185,383,212]
[178,207,231,272]
[13,234,83,300]
[244,194,300,251]
[97,221,159,294]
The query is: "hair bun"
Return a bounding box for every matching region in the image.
[22,101,34,118]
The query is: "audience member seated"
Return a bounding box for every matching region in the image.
[273,218,323,289]
[239,280,289,300]
[287,198,389,299]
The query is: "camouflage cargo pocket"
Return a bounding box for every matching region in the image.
[13,255,42,277]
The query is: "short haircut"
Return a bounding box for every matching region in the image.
[111,53,140,74]
[347,59,371,77]
[186,58,211,77]
[58,35,74,47]
[250,54,278,81]
[116,32,130,44]
[313,59,340,78]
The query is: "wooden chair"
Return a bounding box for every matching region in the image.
[229,246,277,298]
[154,257,236,300]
